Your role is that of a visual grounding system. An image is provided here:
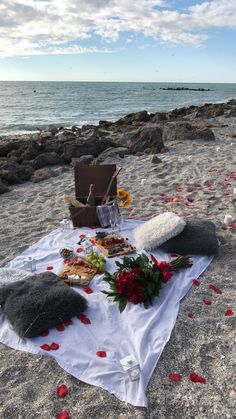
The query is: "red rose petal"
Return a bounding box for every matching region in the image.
[79,234,86,239]
[56,411,70,419]
[57,384,68,398]
[96,351,107,358]
[160,193,167,197]
[56,323,65,332]
[171,254,178,258]
[188,312,194,319]
[88,226,97,229]
[81,317,91,325]
[76,247,83,253]
[40,329,49,337]
[169,373,182,382]
[192,279,201,286]
[203,299,212,305]
[225,309,234,316]
[77,313,86,320]
[50,342,60,350]
[83,287,93,294]
[189,372,207,384]
[208,284,222,294]
[40,344,51,351]
[64,319,73,327]
[46,266,54,270]
[64,258,71,265]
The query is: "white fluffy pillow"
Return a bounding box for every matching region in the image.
[133,212,186,251]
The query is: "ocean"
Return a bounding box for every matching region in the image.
[0,81,236,135]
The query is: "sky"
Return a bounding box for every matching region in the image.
[0,0,236,82]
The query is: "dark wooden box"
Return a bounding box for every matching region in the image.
[69,164,117,227]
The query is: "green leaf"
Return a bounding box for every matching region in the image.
[119,297,127,313]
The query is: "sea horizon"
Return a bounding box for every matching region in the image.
[1,81,236,136]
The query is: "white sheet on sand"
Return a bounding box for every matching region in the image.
[0,220,213,407]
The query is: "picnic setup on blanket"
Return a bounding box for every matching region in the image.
[0,164,219,407]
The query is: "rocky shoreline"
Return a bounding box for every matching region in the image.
[1,99,236,195]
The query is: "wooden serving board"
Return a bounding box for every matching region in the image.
[59,256,97,285]
[93,234,135,258]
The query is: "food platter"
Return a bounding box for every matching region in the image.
[93,232,135,258]
[59,256,97,286]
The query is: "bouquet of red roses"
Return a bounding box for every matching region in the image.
[103,253,192,312]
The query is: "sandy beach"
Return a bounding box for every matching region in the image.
[0,114,236,418]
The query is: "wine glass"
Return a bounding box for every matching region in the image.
[109,214,117,233]
[116,213,123,232]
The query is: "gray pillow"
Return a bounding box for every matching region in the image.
[0,271,87,338]
[160,219,219,256]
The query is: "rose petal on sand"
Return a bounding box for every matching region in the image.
[56,411,70,419]
[96,351,107,358]
[208,284,222,294]
[169,373,182,382]
[57,384,68,398]
[189,372,207,384]
[188,312,194,319]
[192,279,201,286]
[203,299,212,305]
[225,309,234,316]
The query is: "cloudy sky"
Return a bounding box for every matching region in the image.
[0,0,236,82]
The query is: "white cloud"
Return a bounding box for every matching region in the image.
[0,0,235,57]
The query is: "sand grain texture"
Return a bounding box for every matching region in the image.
[0,116,235,418]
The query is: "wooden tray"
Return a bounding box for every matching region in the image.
[93,233,135,258]
[59,256,97,285]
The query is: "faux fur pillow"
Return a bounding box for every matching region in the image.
[0,271,87,338]
[133,212,186,251]
[160,219,219,255]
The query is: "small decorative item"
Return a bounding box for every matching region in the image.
[120,355,141,381]
[23,257,36,272]
[60,248,74,259]
[107,188,132,208]
[60,218,70,231]
[82,238,94,254]
[224,215,233,225]
[103,253,192,312]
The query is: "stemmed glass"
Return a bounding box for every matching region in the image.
[116,213,123,232]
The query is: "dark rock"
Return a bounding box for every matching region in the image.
[0,143,16,158]
[0,160,33,185]
[30,168,57,183]
[0,181,9,194]
[227,108,236,117]
[151,155,162,164]
[116,111,150,125]
[39,131,53,140]
[32,152,64,170]
[163,122,215,142]
[120,125,163,154]
[92,147,129,164]
[151,113,168,123]
[62,137,113,163]
[16,165,34,181]
[195,103,224,118]
[135,151,144,156]
[71,155,94,166]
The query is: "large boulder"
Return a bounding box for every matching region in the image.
[30,168,58,183]
[151,113,168,123]
[62,137,113,163]
[116,111,150,125]
[119,125,163,154]
[195,103,224,118]
[163,122,215,142]
[32,152,64,170]
[92,147,129,164]
[0,160,34,185]
[71,155,95,166]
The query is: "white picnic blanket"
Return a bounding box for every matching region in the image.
[0,220,213,407]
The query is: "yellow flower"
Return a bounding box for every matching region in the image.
[117,189,128,199]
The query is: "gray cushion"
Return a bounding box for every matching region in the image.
[160,219,219,256]
[0,271,87,338]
